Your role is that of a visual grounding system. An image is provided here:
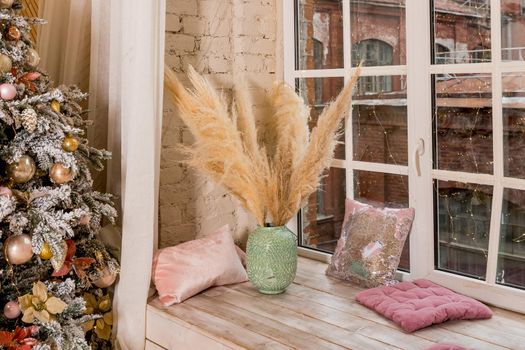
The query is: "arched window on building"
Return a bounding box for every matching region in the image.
[435,43,452,64]
[313,39,324,105]
[352,39,393,93]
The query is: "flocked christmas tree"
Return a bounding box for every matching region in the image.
[0,1,119,349]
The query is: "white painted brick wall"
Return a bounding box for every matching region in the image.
[160,0,278,248]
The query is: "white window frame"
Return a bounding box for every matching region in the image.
[285,0,525,314]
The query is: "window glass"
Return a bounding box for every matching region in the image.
[297,77,346,159]
[302,168,346,252]
[296,0,344,70]
[435,180,493,280]
[353,75,408,165]
[433,0,491,64]
[350,0,406,66]
[497,188,525,288]
[501,0,525,61]
[433,73,493,174]
[503,73,525,179]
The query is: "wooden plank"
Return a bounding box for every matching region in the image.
[294,258,518,350]
[187,294,342,350]
[439,319,525,350]
[249,282,395,326]
[295,257,364,298]
[205,286,400,350]
[145,340,166,350]
[147,305,235,350]
[230,283,435,350]
[148,299,286,350]
[415,325,511,350]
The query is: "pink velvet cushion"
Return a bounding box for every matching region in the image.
[152,225,248,306]
[355,279,492,332]
[326,198,415,287]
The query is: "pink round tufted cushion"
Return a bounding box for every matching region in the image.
[355,279,492,332]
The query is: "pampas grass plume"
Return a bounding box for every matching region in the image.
[164,64,360,227]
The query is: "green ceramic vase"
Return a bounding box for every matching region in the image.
[246,225,297,294]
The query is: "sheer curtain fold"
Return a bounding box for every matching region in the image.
[38,0,111,193]
[36,2,160,348]
[37,0,91,90]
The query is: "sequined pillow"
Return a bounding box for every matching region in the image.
[326,199,415,288]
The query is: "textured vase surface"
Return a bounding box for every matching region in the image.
[246,225,297,294]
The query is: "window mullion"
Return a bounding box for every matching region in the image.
[283,0,295,85]
[406,0,433,279]
[343,0,354,201]
[486,0,504,286]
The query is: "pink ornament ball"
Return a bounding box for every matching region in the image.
[3,301,21,319]
[0,83,16,100]
[0,186,12,197]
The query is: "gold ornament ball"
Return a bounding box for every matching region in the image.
[0,0,14,9]
[26,48,40,67]
[39,242,53,260]
[49,163,73,184]
[93,268,117,288]
[62,135,79,152]
[7,155,36,184]
[0,54,12,73]
[50,100,60,113]
[4,234,34,265]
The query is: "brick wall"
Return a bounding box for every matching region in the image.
[160,0,279,248]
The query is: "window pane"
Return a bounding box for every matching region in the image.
[350,0,406,66]
[353,75,407,165]
[302,168,346,252]
[297,77,345,159]
[354,170,410,271]
[503,73,525,179]
[435,180,493,280]
[433,73,493,174]
[433,0,491,64]
[296,0,344,70]
[497,188,525,288]
[501,0,525,61]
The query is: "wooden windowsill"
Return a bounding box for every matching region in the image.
[146,257,525,350]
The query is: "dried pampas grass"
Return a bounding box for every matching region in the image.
[164,65,360,227]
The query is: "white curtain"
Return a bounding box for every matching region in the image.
[37,0,91,91]
[36,2,164,348]
[38,0,111,193]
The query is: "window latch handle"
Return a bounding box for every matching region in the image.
[415,138,425,177]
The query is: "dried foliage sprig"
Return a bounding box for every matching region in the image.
[164,65,360,227]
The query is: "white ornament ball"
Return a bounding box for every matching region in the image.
[0,83,16,100]
[4,234,34,265]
